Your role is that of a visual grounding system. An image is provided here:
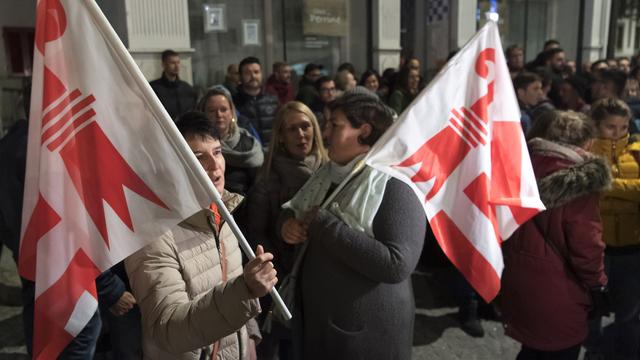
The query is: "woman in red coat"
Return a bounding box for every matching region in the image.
[501,110,610,360]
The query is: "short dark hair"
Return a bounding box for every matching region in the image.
[337,62,356,75]
[513,72,542,90]
[176,111,221,141]
[591,59,608,72]
[544,39,560,49]
[593,69,628,98]
[272,61,288,73]
[563,75,590,100]
[591,98,632,125]
[315,76,334,91]
[505,44,522,58]
[359,69,380,86]
[328,91,394,146]
[542,48,564,63]
[304,63,323,75]
[532,67,553,88]
[239,56,261,74]
[161,49,179,63]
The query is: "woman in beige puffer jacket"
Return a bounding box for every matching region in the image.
[125,111,277,360]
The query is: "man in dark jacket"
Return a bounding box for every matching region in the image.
[233,56,279,146]
[296,63,323,107]
[150,49,197,120]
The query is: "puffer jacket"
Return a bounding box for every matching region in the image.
[125,191,261,360]
[501,138,610,351]
[233,89,279,146]
[592,135,640,248]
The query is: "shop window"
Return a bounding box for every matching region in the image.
[616,23,625,51]
[3,27,34,76]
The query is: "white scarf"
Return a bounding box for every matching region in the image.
[282,154,390,236]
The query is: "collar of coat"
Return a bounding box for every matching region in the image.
[528,137,612,210]
[179,190,244,233]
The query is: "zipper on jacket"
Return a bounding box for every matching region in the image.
[207,215,224,267]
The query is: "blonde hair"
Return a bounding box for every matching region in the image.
[261,101,328,180]
[196,86,238,138]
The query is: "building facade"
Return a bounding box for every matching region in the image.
[0,0,633,132]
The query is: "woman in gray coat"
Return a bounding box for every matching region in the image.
[279,91,426,360]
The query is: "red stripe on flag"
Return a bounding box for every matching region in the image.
[491,122,541,225]
[396,126,472,200]
[463,173,503,245]
[42,89,82,126]
[461,107,488,133]
[46,108,96,151]
[430,211,501,302]
[451,109,486,146]
[19,194,62,281]
[41,95,96,144]
[448,117,478,148]
[42,66,67,110]
[59,122,169,247]
[33,249,100,360]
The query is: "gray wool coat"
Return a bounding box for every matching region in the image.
[283,178,426,360]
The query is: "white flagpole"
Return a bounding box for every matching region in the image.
[84,0,292,320]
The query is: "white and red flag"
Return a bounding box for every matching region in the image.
[20,1,215,358]
[365,20,544,302]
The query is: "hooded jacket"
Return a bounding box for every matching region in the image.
[592,135,640,249]
[501,138,610,351]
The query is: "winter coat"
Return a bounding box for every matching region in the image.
[591,135,640,249]
[0,119,27,259]
[233,89,279,146]
[501,138,610,351]
[283,178,426,360]
[246,152,322,276]
[295,77,318,107]
[150,74,198,120]
[387,89,415,115]
[265,75,295,106]
[125,191,261,360]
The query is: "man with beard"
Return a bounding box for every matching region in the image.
[506,45,524,78]
[265,62,295,106]
[233,57,279,147]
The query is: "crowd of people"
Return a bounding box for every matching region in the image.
[504,40,640,360]
[0,40,639,360]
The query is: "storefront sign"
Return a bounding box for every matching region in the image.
[304,36,330,49]
[303,0,347,37]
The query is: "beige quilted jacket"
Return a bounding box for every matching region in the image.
[125,191,261,360]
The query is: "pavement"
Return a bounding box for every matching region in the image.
[0,245,588,360]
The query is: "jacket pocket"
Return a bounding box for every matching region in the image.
[326,318,367,359]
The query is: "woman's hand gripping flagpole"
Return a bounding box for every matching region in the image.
[209,185,292,320]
